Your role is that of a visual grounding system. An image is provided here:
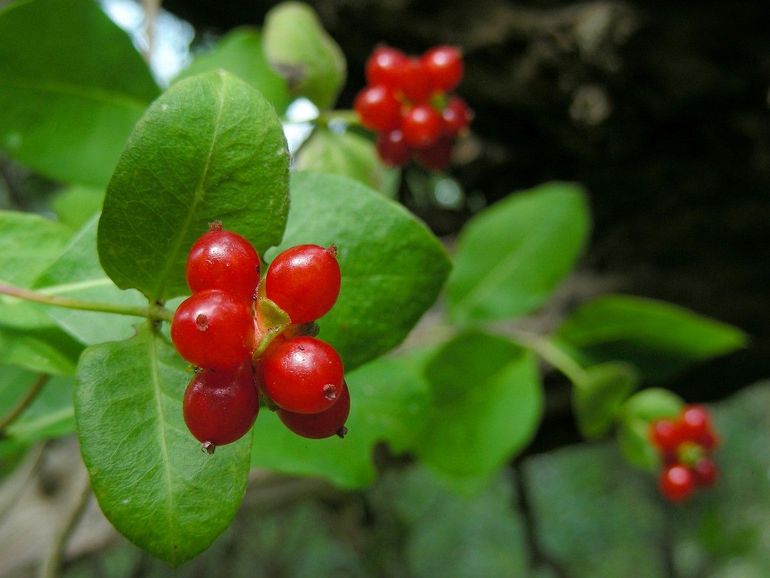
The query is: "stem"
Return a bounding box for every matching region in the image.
[38,471,92,578]
[510,328,588,384]
[0,374,50,436]
[0,283,172,322]
[314,109,360,128]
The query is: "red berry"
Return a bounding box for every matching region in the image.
[183,362,259,448]
[649,419,683,452]
[376,130,410,166]
[171,289,254,370]
[354,85,402,132]
[422,45,464,92]
[697,430,719,450]
[186,223,260,301]
[261,336,344,414]
[414,137,453,170]
[659,464,696,503]
[679,404,712,442]
[441,96,473,137]
[693,457,718,487]
[402,104,442,149]
[265,244,341,324]
[278,382,350,439]
[396,58,433,103]
[366,46,409,88]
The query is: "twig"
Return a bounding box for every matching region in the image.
[38,470,92,578]
[0,374,50,436]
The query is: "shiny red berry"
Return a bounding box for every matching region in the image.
[171,289,254,370]
[649,419,683,452]
[396,58,433,103]
[402,104,442,149]
[679,404,712,442]
[265,244,341,324]
[186,223,260,301]
[278,382,350,439]
[354,85,402,132]
[441,96,473,137]
[376,130,410,166]
[659,464,696,503]
[693,457,718,487]
[366,46,409,88]
[414,137,453,170]
[261,336,344,414]
[422,45,464,92]
[183,362,259,448]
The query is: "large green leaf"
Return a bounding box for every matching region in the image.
[416,331,543,484]
[98,71,289,301]
[447,183,590,324]
[0,211,82,374]
[0,0,158,186]
[0,367,74,443]
[34,214,146,345]
[175,27,290,114]
[251,349,433,489]
[263,2,346,109]
[75,324,252,566]
[295,129,400,197]
[554,294,747,382]
[270,171,450,370]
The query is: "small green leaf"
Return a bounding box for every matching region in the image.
[75,325,251,566]
[50,184,104,230]
[271,172,451,370]
[447,183,590,324]
[416,331,543,483]
[98,71,289,301]
[554,294,747,382]
[263,2,346,109]
[0,0,158,186]
[0,368,75,443]
[573,362,639,439]
[295,129,400,196]
[251,349,433,489]
[617,388,683,470]
[34,214,146,345]
[0,211,82,374]
[175,27,291,114]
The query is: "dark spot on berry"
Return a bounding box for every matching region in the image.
[323,383,338,401]
[195,314,209,331]
[201,441,216,454]
[336,426,348,438]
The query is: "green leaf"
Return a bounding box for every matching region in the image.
[447,182,590,324]
[34,214,146,345]
[0,368,75,443]
[50,184,104,230]
[272,172,451,370]
[295,129,400,197]
[263,2,346,109]
[251,349,433,489]
[0,0,158,186]
[573,362,639,439]
[75,324,252,566]
[98,71,289,301]
[617,388,683,470]
[416,331,543,484]
[554,294,747,382]
[175,27,291,114]
[0,211,82,374]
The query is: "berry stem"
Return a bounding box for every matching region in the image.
[314,109,361,128]
[0,373,49,436]
[0,283,173,322]
[510,329,588,384]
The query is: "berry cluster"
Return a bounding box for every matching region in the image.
[649,404,719,503]
[170,222,349,452]
[354,45,473,170]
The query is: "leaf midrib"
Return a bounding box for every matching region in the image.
[152,76,227,299]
